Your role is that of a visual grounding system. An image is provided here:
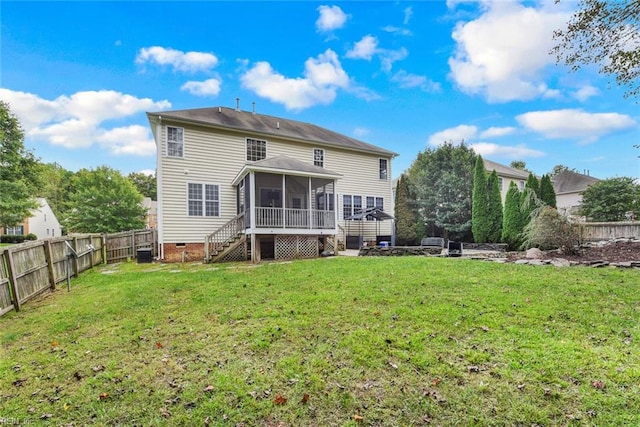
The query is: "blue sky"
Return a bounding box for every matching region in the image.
[1,1,638,180]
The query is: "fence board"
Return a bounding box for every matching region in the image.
[579,221,640,241]
[105,229,156,264]
[0,249,14,315]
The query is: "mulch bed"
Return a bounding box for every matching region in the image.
[508,241,640,264]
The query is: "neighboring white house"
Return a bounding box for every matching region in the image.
[0,198,62,239]
[147,106,397,262]
[483,159,529,202]
[552,170,600,216]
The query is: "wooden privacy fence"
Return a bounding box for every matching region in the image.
[578,221,640,241]
[104,229,157,264]
[0,234,103,317]
[0,229,158,317]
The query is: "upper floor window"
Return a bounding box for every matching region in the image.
[379,159,388,180]
[167,126,184,158]
[188,183,220,217]
[498,177,503,191]
[313,148,324,167]
[247,138,267,161]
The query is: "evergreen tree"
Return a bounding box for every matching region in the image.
[525,173,540,198]
[472,155,489,243]
[394,174,421,245]
[502,182,523,250]
[408,141,476,241]
[486,170,503,243]
[538,174,557,208]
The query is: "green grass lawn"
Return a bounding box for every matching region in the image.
[1,257,639,426]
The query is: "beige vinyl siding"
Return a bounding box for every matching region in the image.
[159,121,394,243]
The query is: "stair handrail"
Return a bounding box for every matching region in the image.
[204,212,245,262]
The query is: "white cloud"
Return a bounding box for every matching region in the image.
[448,1,570,102]
[572,85,600,102]
[136,46,218,73]
[138,169,156,176]
[316,5,349,32]
[346,35,378,60]
[381,26,412,36]
[403,7,413,25]
[516,109,637,142]
[181,78,222,97]
[470,142,545,158]
[392,70,441,92]
[240,49,352,110]
[97,125,156,156]
[0,88,169,155]
[353,127,370,137]
[346,35,408,72]
[479,126,516,138]
[428,124,478,146]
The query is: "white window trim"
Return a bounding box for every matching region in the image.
[313,148,325,168]
[246,137,268,162]
[186,182,221,217]
[379,158,389,181]
[166,126,185,158]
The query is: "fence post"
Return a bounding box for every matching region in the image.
[72,236,79,277]
[43,240,56,291]
[88,235,94,269]
[4,249,21,312]
[131,230,136,260]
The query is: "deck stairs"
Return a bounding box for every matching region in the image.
[204,213,248,263]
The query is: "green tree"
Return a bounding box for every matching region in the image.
[0,101,40,228]
[502,182,524,250]
[552,0,640,98]
[128,171,157,201]
[579,177,639,221]
[550,164,576,177]
[510,160,527,170]
[65,166,146,233]
[486,170,503,243]
[525,173,540,198]
[472,155,489,243]
[394,174,422,245]
[522,206,579,253]
[538,174,557,208]
[37,162,76,221]
[408,141,476,241]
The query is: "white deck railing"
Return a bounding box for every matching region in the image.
[255,207,335,229]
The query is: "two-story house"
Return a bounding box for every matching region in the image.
[147,106,397,263]
[0,198,62,239]
[483,159,529,202]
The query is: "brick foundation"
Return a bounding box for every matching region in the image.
[162,243,205,263]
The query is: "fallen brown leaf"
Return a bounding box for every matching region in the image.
[273,394,287,405]
[203,385,215,393]
[592,380,606,390]
[354,414,365,422]
[300,393,310,404]
[156,342,164,349]
[98,393,109,400]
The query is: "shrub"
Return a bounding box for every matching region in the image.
[25,233,37,240]
[1,234,26,244]
[522,207,579,254]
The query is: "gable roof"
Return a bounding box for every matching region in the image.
[483,159,530,180]
[148,106,397,157]
[552,170,600,194]
[232,155,342,185]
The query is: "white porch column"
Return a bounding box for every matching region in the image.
[250,172,257,263]
[282,174,286,229]
[308,177,312,229]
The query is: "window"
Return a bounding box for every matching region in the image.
[379,159,388,180]
[366,196,375,210]
[167,126,184,158]
[317,192,334,210]
[498,177,503,191]
[313,148,324,167]
[375,197,384,210]
[343,195,352,220]
[246,138,267,161]
[353,196,362,216]
[518,180,525,190]
[5,226,24,235]
[188,183,220,217]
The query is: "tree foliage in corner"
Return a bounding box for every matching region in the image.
[408,141,476,241]
[394,174,422,245]
[65,166,146,233]
[472,155,489,243]
[552,0,640,98]
[579,177,639,221]
[486,170,503,243]
[0,101,41,228]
